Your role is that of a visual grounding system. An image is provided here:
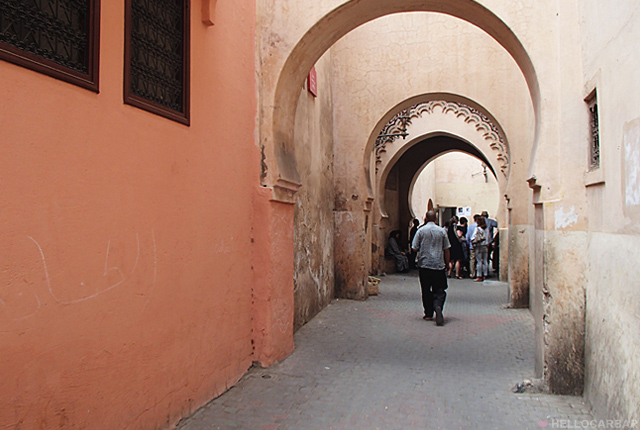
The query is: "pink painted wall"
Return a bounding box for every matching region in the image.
[0,1,266,428]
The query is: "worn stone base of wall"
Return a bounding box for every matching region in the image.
[533,230,587,395]
[334,210,367,300]
[584,232,640,424]
[508,225,530,308]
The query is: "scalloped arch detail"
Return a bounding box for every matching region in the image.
[375,101,510,176]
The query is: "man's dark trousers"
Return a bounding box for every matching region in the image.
[418,268,448,317]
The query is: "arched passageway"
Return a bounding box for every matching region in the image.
[255,0,586,404]
[258,2,538,359]
[374,136,502,275]
[367,97,516,291]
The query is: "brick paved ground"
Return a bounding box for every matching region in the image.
[177,273,594,430]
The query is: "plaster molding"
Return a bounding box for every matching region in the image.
[375,101,510,176]
[364,197,374,212]
[527,176,542,205]
[272,178,302,204]
[202,0,217,26]
[584,168,605,187]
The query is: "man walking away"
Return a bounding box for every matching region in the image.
[412,210,451,326]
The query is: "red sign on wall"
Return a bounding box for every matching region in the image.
[307,66,317,97]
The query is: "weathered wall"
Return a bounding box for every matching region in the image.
[293,52,336,330]
[578,0,640,422]
[378,165,401,273]
[525,0,590,395]
[0,1,260,429]
[585,233,640,423]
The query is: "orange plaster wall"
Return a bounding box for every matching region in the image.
[0,1,259,429]
[251,188,296,366]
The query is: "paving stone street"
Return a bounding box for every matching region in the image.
[178,273,594,430]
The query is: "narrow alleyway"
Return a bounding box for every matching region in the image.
[178,274,593,430]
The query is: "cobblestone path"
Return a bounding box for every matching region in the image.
[178,273,593,430]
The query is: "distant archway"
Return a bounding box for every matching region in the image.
[369,96,510,207]
[377,127,504,220]
[409,152,500,220]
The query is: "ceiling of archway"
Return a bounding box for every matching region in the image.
[375,101,509,176]
[388,135,493,185]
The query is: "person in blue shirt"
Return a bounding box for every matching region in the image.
[466,214,480,279]
[481,211,498,276]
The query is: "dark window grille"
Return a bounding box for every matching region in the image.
[588,96,600,170]
[124,0,190,125]
[0,0,100,91]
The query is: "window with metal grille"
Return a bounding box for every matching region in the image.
[587,92,600,170]
[0,0,100,91]
[124,0,190,125]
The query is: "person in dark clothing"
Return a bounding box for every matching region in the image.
[409,219,420,269]
[481,211,498,276]
[447,217,464,279]
[457,217,469,277]
[386,230,409,272]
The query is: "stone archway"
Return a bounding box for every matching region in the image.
[265,0,540,195]
[372,98,511,220]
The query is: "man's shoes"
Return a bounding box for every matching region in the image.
[423,315,433,321]
[434,306,444,326]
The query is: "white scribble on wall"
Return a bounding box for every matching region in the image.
[273,301,292,334]
[0,230,157,321]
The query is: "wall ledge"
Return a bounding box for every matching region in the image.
[271,178,301,204]
[584,168,605,187]
[202,0,217,26]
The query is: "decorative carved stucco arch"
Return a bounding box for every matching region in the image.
[267,0,540,200]
[373,98,510,219]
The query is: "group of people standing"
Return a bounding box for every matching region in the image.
[386,210,499,281]
[444,211,498,282]
[385,209,499,326]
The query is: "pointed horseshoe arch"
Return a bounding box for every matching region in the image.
[268,0,540,197]
[366,94,511,208]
